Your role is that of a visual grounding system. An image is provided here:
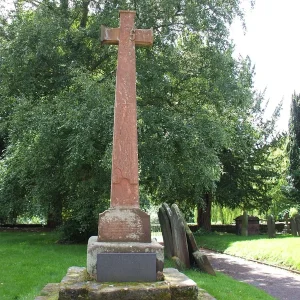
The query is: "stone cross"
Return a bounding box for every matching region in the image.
[97,11,153,243]
[101,11,153,208]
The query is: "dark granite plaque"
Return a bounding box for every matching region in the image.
[97,253,156,282]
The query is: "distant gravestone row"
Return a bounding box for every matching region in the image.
[158,203,215,276]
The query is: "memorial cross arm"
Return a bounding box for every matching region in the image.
[101,19,153,46]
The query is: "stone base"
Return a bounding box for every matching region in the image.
[35,267,200,300]
[98,208,151,242]
[87,236,164,280]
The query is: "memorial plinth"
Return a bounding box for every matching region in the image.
[35,267,199,300]
[87,236,164,281]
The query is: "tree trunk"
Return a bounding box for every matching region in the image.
[80,0,90,28]
[47,199,63,228]
[197,192,212,231]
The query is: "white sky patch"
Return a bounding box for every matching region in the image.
[230,0,300,132]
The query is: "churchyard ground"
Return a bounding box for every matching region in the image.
[0,231,275,300]
[196,232,300,271]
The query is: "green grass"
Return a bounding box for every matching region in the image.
[196,232,300,271]
[164,259,275,300]
[0,232,86,300]
[0,231,275,299]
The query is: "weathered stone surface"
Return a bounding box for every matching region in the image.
[36,267,201,300]
[179,209,198,266]
[267,215,276,238]
[295,214,300,236]
[97,253,156,282]
[98,208,151,242]
[162,203,172,221]
[291,218,298,236]
[88,281,171,300]
[59,267,89,300]
[170,204,190,268]
[35,283,59,300]
[164,268,198,300]
[241,211,248,236]
[59,282,88,300]
[193,251,216,276]
[171,256,186,271]
[103,11,153,209]
[87,236,164,280]
[158,206,174,258]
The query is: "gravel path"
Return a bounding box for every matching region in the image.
[201,249,300,300]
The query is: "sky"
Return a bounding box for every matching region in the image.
[230,0,300,132]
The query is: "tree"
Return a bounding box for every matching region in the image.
[213,93,283,232]
[0,0,257,240]
[288,93,300,204]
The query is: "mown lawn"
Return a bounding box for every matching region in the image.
[196,232,300,271]
[0,231,274,300]
[0,231,86,300]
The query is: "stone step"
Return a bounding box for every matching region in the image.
[35,267,201,300]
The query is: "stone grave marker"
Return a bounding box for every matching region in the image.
[162,202,173,222]
[170,204,190,268]
[267,215,276,238]
[282,212,290,234]
[290,217,298,236]
[158,202,215,275]
[241,211,248,236]
[158,206,174,258]
[295,214,300,236]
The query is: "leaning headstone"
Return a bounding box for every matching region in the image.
[159,203,215,275]
[295,214,300,236]
[290,218,297,236]
[193,251,216,276]
[179,210,198,266]
[170,204,190,268]
[267,215,276,238]
[158,206,174,258]
[162,203,173,222]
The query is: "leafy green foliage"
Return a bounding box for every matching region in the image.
[0,0,265,240]
[215,93,283,212]
[288,93,300,203]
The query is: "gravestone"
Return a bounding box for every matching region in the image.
[158,203,215,275]
[193,251,216,276]
[87,10,164,282]
[170,204,190,268]
[162,203,173,222]
[241,211,248,236]
[282,212,290,234]
[290,217,298,236]
[158,206,174,258]
[295,214,300,236]
[267,215,276,238]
